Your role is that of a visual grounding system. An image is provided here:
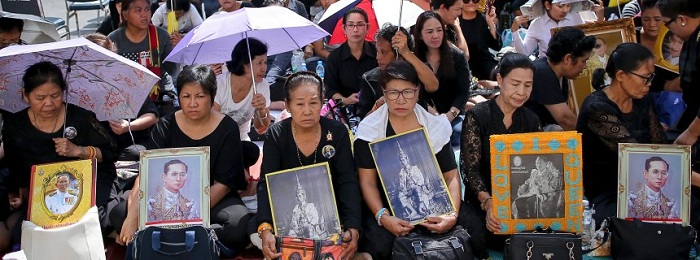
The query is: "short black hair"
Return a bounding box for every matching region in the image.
[175,65,217,104]
[640,0,659,12]
[379,60,420,89]
[657,0,700,19]
[226,38,268,76]
[496,53,534,78]
[163,159,188,174]
[343,8,369,24]
[0,17,24,34]
[431,0,459,11]
[284,71,323,101]
[166,0,191,12]
[22,61,67,95]
[375,24,413,51]
[547,26,597,64]
[645,156,669,172]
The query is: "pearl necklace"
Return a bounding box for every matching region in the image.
[292,124,320,166]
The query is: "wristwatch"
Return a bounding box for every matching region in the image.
[450,108,459,117]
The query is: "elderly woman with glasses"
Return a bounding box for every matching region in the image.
[354,60,461,259]
[577,43,665,226]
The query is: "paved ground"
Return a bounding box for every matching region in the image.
[41,0,108,38]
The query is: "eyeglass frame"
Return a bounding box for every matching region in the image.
[626,71,656,85]
[664,15,678,28]
[344,22,367,30]
[383,87,419,101]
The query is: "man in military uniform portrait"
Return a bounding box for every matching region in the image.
[44,173,78,215]
[147,159,199,222]
[628,156,680,220]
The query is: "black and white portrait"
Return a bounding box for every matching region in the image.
[510,154,565,219]
[371,130,454,224]
[266,163,341,239]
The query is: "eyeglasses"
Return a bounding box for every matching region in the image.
[626,71,655,85]
[462,0,479,3]
[167,172,188,178]
[664,16,678,27]
[384,88,418,101]
[345,23,366,29]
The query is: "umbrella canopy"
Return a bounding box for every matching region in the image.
[318,0,361,33]
[321,0,378,45]
[373,0,424,29]
[0,11,60,44]
[165,6,329,65]
[0,38,160,121]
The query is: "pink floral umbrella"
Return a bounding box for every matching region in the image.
[0,38,160,121]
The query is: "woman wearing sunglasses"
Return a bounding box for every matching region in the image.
[460,0,501,80]
[577,43,666,225]
[354,60,461,259]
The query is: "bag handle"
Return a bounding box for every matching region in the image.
[410,236,465,260]
[150,230,197,255]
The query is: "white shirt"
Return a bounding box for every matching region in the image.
[513,12,585,58]
[215,73,271,141]
[45,190,77,215]
[151,4,204,32]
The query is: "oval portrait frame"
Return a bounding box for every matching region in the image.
[40,165,84,222]
[654,25,680,74]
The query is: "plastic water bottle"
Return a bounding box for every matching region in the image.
[316,61,325,80]
[582,200,596,250]
[300,61,307,72]
[291,50,303,72]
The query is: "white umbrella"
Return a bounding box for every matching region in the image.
[0,11,60,44]
[373,0,424,29]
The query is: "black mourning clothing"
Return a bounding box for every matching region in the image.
[324,41,378,99]
[460,13,501,80]
[420,46,471,114]
[525,57,569,127]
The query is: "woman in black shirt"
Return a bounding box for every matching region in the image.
[460,0,501,80]
[459,53,540,257]
[113,65,250,250]
[354,60,461,259]
[257,72,361,260]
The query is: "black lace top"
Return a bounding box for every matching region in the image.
[576,90,665,201]
[460,99,541,206]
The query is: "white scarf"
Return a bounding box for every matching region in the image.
[355,104,452,153]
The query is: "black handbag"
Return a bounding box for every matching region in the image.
[609,217,697,260]
[129,226,224,260]
[391,225,473,260]
[504,229,582,260]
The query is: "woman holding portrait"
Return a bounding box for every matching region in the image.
[459,53,540,258]
[2,61,119,244]
[354,60,461,259]
[256,72,361,260]
[112,65,251,250]
[577,43,665,225]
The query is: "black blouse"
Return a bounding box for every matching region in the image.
[354,123,457,214]
[256,117,361,231]
[2,104,118,207]
[420,46,471,114]
[460,99,541,206]
[460,13,501,80]
[145,113,246,191]
[576,90,665,201]
[324,41,378,99]
[525,57,569,127]
[677,26,700,131]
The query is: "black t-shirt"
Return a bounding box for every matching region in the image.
[256,117,361,231]
[354,124,457,211]
[525,57,569,127]
[325,41,378,99]
[145,113,245,191]
[460,13,501,80]
[420,47,471,114]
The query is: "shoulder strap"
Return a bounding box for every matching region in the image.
[147,25,161,67]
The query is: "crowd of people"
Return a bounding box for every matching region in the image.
[0,0,700,259]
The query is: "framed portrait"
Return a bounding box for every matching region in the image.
[139,147,210,229]
[265,162,342,240]
[28,159,96,229]
[552,18,637,115]
[369,128,456,225]
[654,25,681,74]
[490,131,583,234]
[617,144,691,225]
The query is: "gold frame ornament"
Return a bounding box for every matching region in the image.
[552,18,637,115]
[28,159,96,229]
[617,143,691,225]
[490,131,583,234]
[654,25,681,74]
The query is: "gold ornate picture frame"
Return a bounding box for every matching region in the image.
[139,147,210,229]
[490,131,583,234]
[28,159,96,229]
[552,18,637,115]
[265,162,342,240]
[654,25,681,74]
[617,143,691,225]
[369,128,456,225]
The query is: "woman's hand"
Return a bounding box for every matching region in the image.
[593,0,605,22]
[392,31,410,56]
[343,93,360,105]
[675,130,698,145]
[119,215,139,245]
[380,215,414,237]
[485,6,498,28]
[252,93,267,112]
[210,63,224,76]
[340,228,359,260]
[261,230,282,260]
[109,119,129,135]
[484,201,501,232]
[170,32,183,46]
[511,15,528,32]
[420,214,457,233]
[8,192,21,210]
[53,138,82,158]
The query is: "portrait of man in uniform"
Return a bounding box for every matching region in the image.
[627,156,680,220]
[147,159,199,222]
[44,173,78,215]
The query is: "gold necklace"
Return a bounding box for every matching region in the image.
[292,123,320,166]
[32,109,59,133]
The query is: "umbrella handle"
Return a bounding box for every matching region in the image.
[244,34,265,126]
